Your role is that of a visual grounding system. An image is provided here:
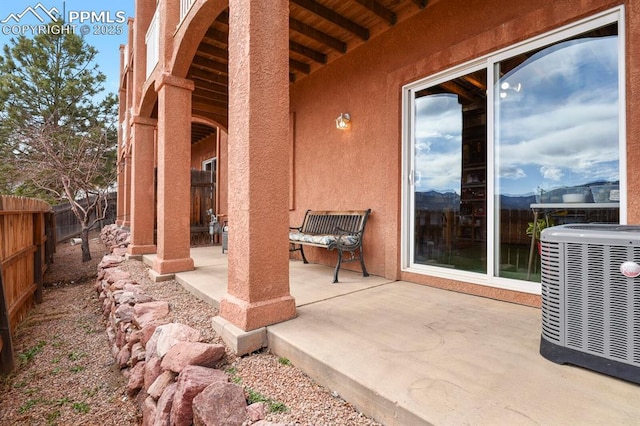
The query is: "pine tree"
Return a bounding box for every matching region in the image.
[0,20,118,261]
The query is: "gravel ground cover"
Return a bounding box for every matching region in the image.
[0,233,382,425]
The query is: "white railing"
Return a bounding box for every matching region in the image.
[145,8,160,79]
[180,0,196,23]
[121,120,128,148]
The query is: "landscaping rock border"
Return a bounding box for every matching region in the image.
[97,225,282,426]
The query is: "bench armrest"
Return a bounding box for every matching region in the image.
[334,226,361,237]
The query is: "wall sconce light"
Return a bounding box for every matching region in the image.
[499,81,522,99]
[335,113,351,130]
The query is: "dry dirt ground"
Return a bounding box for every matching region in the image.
[0,233,139,425]
[0,233,381,426]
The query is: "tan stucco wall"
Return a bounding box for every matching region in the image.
[288,0,634,306]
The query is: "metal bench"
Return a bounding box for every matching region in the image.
[289,209,371,283]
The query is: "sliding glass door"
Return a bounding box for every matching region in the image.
[410,69,487,273]
[404,10,623,290]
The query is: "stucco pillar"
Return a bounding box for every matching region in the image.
[116,53,128,226]
[152,74,194,275]
[128,116,157,255]
[116,160,125,226]
[122,151,131,227]
[219,0,295,331]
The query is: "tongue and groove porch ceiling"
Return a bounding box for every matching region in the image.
[187,0,428,138]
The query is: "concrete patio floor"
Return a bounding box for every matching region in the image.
[142,246,640,425]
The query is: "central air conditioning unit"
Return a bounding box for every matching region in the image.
[540,224,640,384]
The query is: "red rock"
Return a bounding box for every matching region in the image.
[117,345,131,368]
[155,382,177,425]
[247,402,268,422]
[113,247,128,256]
[128,329,142,348]
[102,266,130,282]
[116,290,154,306]
[110,279,131,291]
[141,395,157,426]
[127,361,146,397]
[115,303,135,324]
[153,323,201,359]
[170,365,228,426]
[133,301,170,329]
[140,320,167,346]
[148,370,176,400]
[131,342,146,366]
[192,381,247,426]
[144,356,163,392]
[123,283,141,292]
[160,341,226,373]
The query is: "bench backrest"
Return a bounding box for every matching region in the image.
[300,209,371,235]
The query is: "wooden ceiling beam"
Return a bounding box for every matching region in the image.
[193,79,228,97]
[354,0,396,25]
[192,56,228,74]
[192,94,228,110]
[203,27,228,45]
[196,42,228,61]
[290,40,326,64]
[291,0,369,41]
[439,81,478,103]
[289,58,311,74]
[215,9,229,25]
[192,100,228,116]
[410,0,428,8]
[289,17,347,53]
[192,88,228,105]
[188,68,228,86]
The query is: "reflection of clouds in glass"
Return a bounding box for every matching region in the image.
[500,166,526,180]
[416,148,461,191]
[497,35,619,193]
[415,94,462,191]
[540,166,564,181]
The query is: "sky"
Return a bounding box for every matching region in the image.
[0,0,135,98]
[414,35,619,198]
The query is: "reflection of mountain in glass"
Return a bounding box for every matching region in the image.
[416,190,460,211]
[418,180,619,211]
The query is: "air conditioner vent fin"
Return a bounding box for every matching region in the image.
[541,241,562,343]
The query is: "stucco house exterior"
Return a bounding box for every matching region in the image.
[116,0,638,345]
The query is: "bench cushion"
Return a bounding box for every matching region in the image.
[289,231,359,247]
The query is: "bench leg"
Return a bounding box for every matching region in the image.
[299,245,309,264]
[360,258,369,277]
[333,250,343,283]
[359,248,369,277]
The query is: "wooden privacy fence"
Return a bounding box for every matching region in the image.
[53,193,117,242]
[0,196,53,375]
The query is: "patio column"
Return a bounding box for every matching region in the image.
[116,158,126,226]
[116,82,127,226]
[122,151,131,227]
[127,116,157,255]
[219,0,295,332]
[152,73,194,275]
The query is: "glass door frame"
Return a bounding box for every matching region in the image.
[401,7,626,295]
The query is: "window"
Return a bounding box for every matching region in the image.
[202,157,216,183]
[403,9,624,293]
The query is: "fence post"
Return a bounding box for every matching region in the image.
[0,264,16,375]
[33,212,44,303]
